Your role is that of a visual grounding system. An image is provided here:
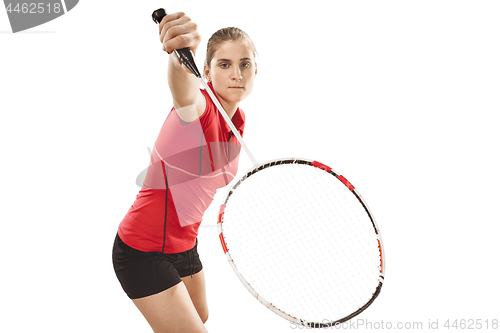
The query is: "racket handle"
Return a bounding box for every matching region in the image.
[152,8,202,78]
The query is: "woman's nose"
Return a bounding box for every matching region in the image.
[231,67,242,81]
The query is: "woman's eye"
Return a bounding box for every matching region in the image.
[241,62,250,68]
[220,63,229,68]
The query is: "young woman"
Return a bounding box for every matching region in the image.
[112,12,257,333]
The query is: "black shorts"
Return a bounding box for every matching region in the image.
[112,234,203,299]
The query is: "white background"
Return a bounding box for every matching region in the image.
[1,1,499,332]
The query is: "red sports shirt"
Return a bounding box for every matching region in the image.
[118,84,245,253]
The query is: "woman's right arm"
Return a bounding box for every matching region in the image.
[159,12,206,123]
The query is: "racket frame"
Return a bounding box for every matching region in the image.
[217,157,385,328]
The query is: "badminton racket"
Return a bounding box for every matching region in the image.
[152,9,385,328]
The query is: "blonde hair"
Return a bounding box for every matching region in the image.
[205,27,257,67]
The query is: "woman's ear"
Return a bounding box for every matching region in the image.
[204,63,211,82]
[255,62,258,75]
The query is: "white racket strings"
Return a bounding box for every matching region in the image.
[221,162,382,324]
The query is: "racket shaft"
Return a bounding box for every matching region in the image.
[198,78,258,166]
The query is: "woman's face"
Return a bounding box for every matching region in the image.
[205,40,257,108]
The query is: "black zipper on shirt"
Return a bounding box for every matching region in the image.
[227,131,233,162]
[199,130,205,176]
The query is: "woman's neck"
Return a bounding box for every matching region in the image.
[217,94,238,120]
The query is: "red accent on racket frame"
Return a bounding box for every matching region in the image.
[338,175,355,191]
[219,233,229,253]
[218,204,226,224]
[378,239,383,273]
[311,161,332,172]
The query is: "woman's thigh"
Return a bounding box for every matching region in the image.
[132,281,208,333]
[181,269,209,323]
